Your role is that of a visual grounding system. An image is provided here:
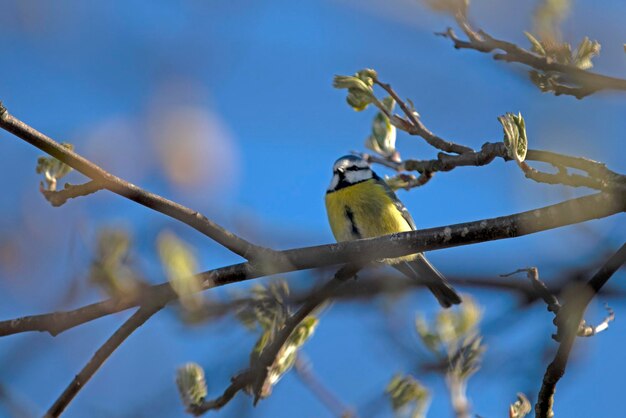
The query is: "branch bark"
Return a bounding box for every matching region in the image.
[1,192,623,338]
[0,104,268,260]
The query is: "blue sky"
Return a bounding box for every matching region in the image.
[0,1,625,417]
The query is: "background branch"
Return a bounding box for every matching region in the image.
[45,303,162,417]
[535,243,626,418]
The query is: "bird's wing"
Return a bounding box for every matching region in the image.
[373,173,417,230]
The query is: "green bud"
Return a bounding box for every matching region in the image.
[35,143,74,191]
[356,68,378,86]
[333,75,370,91]
[386,374,430,417]
[498,112,527,163]
[366,96,397,157]
[157,231,202,312]
[333,71,377,111]
[176,363,208,409]
[346,90,373,111]
[574,36,601,70]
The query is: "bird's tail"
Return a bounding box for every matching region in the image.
[393,254,461,308]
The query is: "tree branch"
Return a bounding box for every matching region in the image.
[373,80,472,154]
[535,243,626,418]
[44,303,162,417]
[0,192,623,337]
[0,103,269,260]
[438,16,626,98]
[362,79,625,192]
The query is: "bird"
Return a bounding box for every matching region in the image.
[325,155,461,307]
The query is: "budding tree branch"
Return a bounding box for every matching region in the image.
[438,14,626,98]
[0,103,269,260]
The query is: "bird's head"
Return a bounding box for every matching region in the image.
[327,155,374,192]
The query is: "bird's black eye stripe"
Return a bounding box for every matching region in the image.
[345,166,363,172]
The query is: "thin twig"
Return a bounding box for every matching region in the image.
[0,192,623,337]
[535,243,626,418]
[0,104,269,260]
[294,354,357,418]
[373,80,472,154]
[44,303,162,417]
[40,180,103,207]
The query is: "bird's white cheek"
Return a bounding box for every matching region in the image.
[344,169,372,184]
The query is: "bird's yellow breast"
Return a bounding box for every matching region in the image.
[325,179,413,243]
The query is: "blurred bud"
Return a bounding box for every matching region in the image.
[157,231,202,313]
[498,112,528,163]
[366,96,397,158]
[386,374,431,417]
[415,315,442,353]
[384,174,416,191]
[176,363,208,410]
[236,280,290,333]
[532,0,570,42]
[449,336,485,380]
[423,0,469,17]
[416,295,483,360]
[509,393,532,418]
[254,316,319,399]
[35,143,74,191]
[90,228,142,299]
[453,297,482,337]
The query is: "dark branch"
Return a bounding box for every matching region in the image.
[535,243,626,418]
[439,17,626,98]
[0,106,269,259]
[0,192,623,338]
[44,303,162,417]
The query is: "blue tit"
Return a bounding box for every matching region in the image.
[325,155,461,308]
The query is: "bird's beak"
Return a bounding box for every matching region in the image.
[336,168,345,174]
